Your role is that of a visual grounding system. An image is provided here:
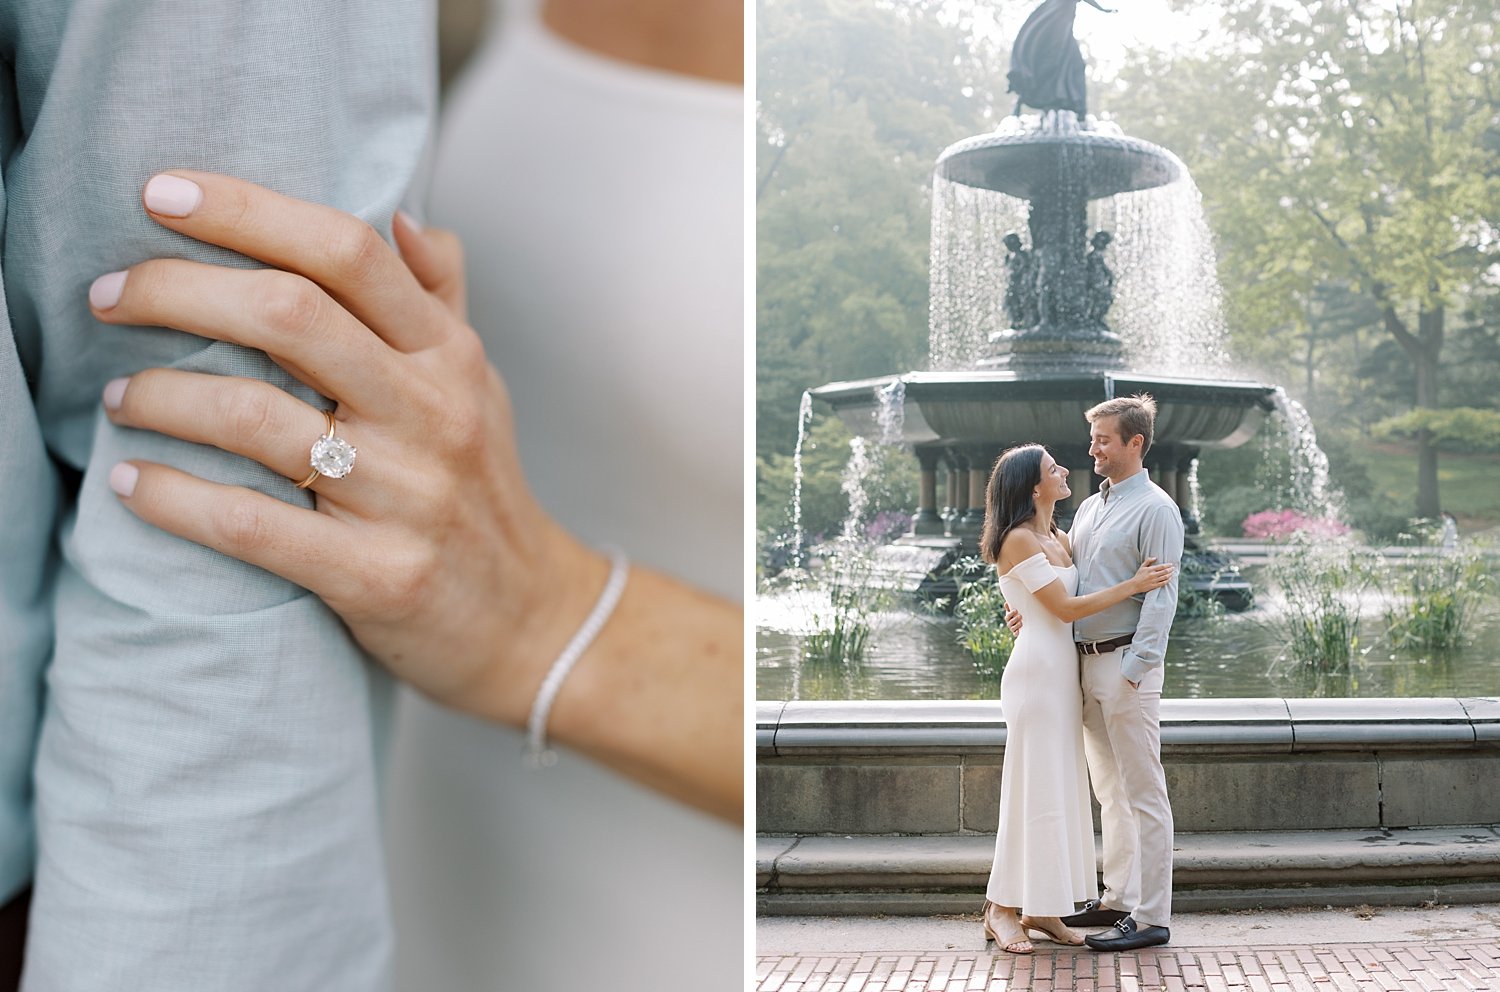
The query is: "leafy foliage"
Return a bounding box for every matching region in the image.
[1107,0,1500,516]
[756,0,1006,460]
[802,578,874,665]
[1382,549,1495,651]
[1261,538,1381,672]
[756,0,1500,538]
[798,550,887,666]
[1373,407,1500,454]
[947,557,1015,677]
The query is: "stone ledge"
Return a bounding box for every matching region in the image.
[756,698,1500,755]
[756,827,1500,916]
[757,882,1500,917]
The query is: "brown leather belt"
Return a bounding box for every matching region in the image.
[1076,634,1133,655]
[0,885,29,992]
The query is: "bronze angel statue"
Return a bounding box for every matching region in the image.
[1007,0,1115,118]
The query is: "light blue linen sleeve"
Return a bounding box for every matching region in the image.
[1,2,435,989]
[1118,500,1185,683]
[0,267,60,911]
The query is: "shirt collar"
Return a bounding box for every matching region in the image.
[1099,468,1148,502]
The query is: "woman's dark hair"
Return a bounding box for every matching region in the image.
[980,444,1056,564]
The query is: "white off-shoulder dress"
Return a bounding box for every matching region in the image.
[985,552,1099,915]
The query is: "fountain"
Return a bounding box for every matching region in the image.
[808,8,1275,607]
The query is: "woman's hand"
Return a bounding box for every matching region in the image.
[1128,556,1174,595]
[92,172,742,821]
[95,172,589,728]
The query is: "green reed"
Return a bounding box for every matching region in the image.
[801,551,881,666]
[1263,538,1380,673]
[1383,550,1494,652]
[946,557,1016,678]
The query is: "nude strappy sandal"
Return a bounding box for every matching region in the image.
[982,900,1034,955]
[1021,914,1085,945]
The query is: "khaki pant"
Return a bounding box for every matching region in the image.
[1080,650,1174,928]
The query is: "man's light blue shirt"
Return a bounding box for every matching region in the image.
[1,2,434,988]
[1070,469,1186,683]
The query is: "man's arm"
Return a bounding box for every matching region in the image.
[8,3,433,989]
[1119,501,1185,684]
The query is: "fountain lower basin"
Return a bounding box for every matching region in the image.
[812,370,1275,451]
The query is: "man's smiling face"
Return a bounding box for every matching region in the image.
[1089,415,1138,480]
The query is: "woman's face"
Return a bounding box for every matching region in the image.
[1035,452,1071,503]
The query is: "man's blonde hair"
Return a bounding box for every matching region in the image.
[1085,394,1158,456]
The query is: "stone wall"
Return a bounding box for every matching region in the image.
[756,698,1500,912]
[757,698,1500,835]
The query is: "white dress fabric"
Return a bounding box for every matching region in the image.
[382,11,743,992]
[985,553,1099,915]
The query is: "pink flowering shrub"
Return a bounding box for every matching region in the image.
[1241,508,1351,540]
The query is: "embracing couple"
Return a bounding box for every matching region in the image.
[978,394,1185,954]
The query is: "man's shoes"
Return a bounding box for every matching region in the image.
[1084,916,1171,951]
[1060,899,1128,928]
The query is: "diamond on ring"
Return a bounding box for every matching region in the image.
[296,411,356,489]
[310,433,356,479]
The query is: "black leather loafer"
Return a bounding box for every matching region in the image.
[1084,916,1170,951]
[1060,899,1129,928]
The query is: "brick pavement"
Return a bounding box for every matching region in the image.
[756,939,1500,991]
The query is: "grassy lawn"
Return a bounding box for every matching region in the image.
[1348,442,1500,533]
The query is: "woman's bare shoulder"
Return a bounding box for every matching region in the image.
[998,527,1044,572]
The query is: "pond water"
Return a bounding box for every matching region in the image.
[756,567,1500,701]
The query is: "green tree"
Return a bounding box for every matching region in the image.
[756,0,1005,459]
[1109,0,1499,517]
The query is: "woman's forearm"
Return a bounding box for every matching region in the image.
[1055,579,1138,623]
[468,531,743,824]
[552,566,742,823]
[1034,576,1142,624]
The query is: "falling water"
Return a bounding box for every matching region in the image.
[1100,176,1232,372]
[922,115,1345,530]
[928,175,1025,370]
[876,379,906,444]
[1269,387,1345,520]
[927,117,1232,375]
[783,380,906,575]
[840,436,874,545]
[789,390,814,570]
[833,381,907,550]
[1186,460,1204,527]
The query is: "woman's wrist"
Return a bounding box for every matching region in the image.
[461,520,612,731]
[542,566,744,820]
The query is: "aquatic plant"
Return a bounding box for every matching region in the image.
[1262,537,1379,672]
[1382,549,1495,652]
[801,552,880,666]
[948,557,1016,678]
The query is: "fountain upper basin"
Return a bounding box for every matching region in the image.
[936,128,1184,200]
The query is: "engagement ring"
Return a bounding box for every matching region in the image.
[297,410,356,489]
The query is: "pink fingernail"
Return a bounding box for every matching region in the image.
[103,377,129,411]
[143,174,202,217]
[90,271,128,310]
[108,463,139,498]
[395,209,423,233]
